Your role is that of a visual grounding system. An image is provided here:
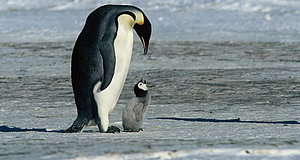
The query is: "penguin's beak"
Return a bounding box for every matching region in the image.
[139,78,147,84]
[140,78,146,84]
[134,14,151,55]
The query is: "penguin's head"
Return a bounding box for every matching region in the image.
[132,11,151,55]
[134,79,148,97]
[88,5,151,54]
[119,7,151,55]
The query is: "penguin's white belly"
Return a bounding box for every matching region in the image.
[94,24,134,117]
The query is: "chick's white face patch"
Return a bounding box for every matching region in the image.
[138,82,148,91]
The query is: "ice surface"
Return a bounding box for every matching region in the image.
[0,1,300,160]
[73,148,300,160]
[0,41,299,160]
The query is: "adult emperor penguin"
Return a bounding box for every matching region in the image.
[65,5,151,133]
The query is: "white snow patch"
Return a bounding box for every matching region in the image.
[71,148,300,160]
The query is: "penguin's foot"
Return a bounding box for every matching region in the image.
[105,126,121,133]
[64,125,83,133]
[123,128,143,132]
[64,116,89,133]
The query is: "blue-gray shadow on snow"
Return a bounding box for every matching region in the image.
[0,125,65,132]
[153,117,300,124]
[0,125,99,133]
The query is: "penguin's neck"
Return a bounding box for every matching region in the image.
[112,15,134,92]
[137,91,151,106]
[111,14,135,96]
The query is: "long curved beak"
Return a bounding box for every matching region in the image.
[134,14,152,55]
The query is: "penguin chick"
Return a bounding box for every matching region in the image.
[122,79,151,132]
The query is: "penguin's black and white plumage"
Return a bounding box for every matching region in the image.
[122,79,151,132]
[65,5,151,133]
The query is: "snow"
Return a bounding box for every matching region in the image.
[0,1,300,160]
[73,148,300,160]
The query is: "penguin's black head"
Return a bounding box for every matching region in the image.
[134,79,148,97]
[133,12,151,55]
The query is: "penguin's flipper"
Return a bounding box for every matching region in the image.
[133,102,146,122]
[98,43,116,91]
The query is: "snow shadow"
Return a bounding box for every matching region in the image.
[0,125,65,133]
[153,117,300,125]
[0,125,103,133]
